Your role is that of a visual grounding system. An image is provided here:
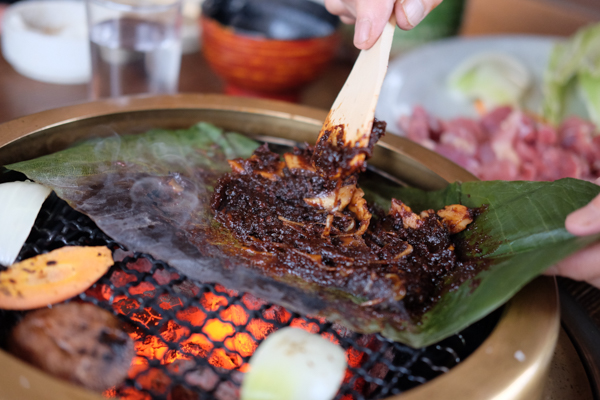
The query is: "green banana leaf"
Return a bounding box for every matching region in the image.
[362,179,600,345]
[6,123,600,348]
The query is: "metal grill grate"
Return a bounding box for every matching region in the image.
[0,190,500,400]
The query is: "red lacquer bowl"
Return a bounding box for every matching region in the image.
[201,15,340,101]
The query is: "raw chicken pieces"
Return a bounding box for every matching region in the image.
[400,106,600,182]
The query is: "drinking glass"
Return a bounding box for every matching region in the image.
[86,0,183,99]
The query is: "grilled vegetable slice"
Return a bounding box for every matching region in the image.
[0,246,113,310]
[0,181,52,267]
[241,327,346,400]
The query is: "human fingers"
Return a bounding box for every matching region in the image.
[353,0,395,49]
[565,192,600,236]
[326,0,444,50]
[394,0,443,31]
[544,242,600,289]
[324,0,394,49]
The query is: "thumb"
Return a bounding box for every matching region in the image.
[353,0,394,49]
[565,192,600,236]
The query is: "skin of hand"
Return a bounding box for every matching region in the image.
[545,190,600,289]
[324,0,443,49]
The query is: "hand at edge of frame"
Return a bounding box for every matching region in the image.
[545,182,600,289]
[324,0,444,50]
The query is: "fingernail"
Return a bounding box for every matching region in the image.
[355,18,372,46]
[401,0,426,28]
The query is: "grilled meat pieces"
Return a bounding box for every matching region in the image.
[9,302,134,392]
[211,142,475,314]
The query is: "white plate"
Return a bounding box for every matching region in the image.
[376,35,557,135]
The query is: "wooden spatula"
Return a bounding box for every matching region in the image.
[313,16,396,177]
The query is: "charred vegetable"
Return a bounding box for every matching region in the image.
[0,246,114,310]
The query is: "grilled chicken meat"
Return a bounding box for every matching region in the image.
[211,123,476,314]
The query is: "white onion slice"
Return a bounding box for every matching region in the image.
[241,327,347,400]
[0,181,52,266]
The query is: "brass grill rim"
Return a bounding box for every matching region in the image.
[0,94,560,400]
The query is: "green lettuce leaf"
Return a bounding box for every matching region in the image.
[543,23,600,126]
[579,71,600,128]
[448,53,531,108]
[6,124,600,347]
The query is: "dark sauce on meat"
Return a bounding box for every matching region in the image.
[211,127,482,317]
[312,119,386,178]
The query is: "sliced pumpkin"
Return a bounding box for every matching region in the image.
[0,246,114,310]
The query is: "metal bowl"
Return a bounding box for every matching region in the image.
[0,94,559,400]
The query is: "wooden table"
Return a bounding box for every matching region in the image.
[0,43,351,124]
[0,0,598,124]
[461,0,600,36]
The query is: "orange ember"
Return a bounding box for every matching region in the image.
[92,258,369,400]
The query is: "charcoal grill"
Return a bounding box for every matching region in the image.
[0,94,560,400]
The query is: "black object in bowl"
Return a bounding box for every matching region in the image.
[202,0,340,40]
